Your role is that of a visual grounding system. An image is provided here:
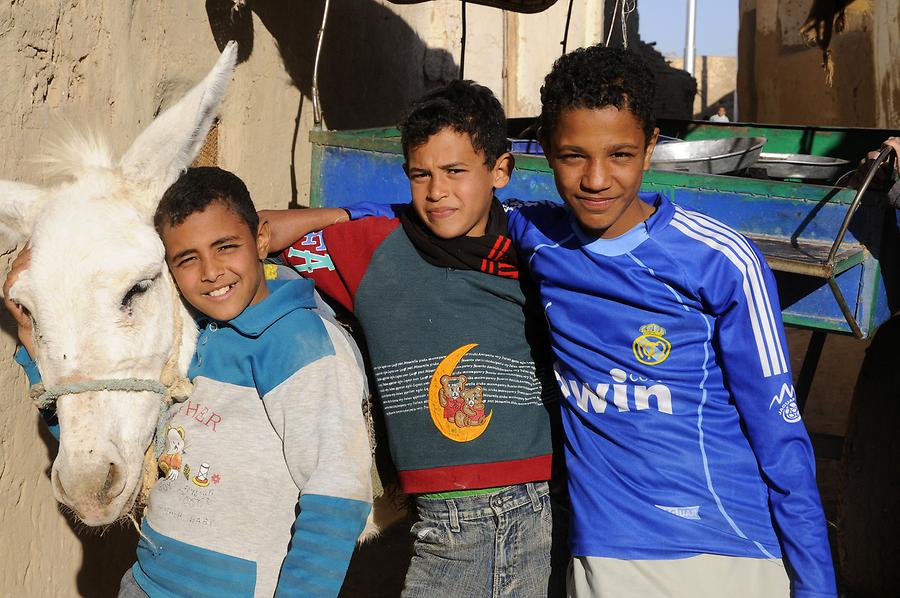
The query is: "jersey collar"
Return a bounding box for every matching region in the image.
[574,192,670,256]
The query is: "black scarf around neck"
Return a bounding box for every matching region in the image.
[400,198,520,279]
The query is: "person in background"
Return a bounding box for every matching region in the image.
[709,104,730,122]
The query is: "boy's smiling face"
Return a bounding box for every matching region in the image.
[161,201,270,321]
[544,106,658,239]
[405,128,512,239]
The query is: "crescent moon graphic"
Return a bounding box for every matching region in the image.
[428,343,493,442]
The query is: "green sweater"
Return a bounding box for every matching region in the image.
[282,216,559,494]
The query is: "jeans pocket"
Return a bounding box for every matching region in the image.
[410,518,449,546]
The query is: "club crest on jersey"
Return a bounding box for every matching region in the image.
[632,324,671,366]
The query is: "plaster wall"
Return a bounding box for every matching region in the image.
[503,0,606,118]
[0,1,606,596]
[873,0,900,127]
[737,0,879,126]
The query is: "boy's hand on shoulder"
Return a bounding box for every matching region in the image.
[2,244,35,357]
[258,207,350,253]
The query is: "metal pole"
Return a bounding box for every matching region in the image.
[684,0,697,75]
[312,0,331,129]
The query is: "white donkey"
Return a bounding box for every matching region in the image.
[0,42,237,526]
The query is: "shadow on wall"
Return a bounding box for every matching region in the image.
[206,0,458,130]
[736,3,875,127]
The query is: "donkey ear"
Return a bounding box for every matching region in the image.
[0,181,44,251]
[119,41,238,214]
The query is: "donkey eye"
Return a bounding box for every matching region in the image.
[121,278,154,309]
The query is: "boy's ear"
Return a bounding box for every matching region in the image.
[256,219,271,259]
[491,152,515,189]
[643,127,661,171]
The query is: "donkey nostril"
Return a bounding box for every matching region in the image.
[97,462,125,505]
[62,354,67,360]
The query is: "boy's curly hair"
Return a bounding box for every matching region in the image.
[155,167,258,235]
[400,80,508,165]
[539,44,656,144]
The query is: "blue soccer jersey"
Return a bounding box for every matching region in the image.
[505,193,836,598]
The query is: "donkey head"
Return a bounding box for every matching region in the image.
[0,42,237,525]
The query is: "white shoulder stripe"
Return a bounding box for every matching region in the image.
[528,233,575,269]
[670,214,784,378]
[681,208,763,269]
[673,209,787,374]
[675,210,788,374]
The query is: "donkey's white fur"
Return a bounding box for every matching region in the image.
[0,42,238,526]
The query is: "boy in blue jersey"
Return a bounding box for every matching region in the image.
[6,167,372,597]
[503,45,837,597]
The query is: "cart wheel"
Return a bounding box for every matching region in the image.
[838,314,900,595]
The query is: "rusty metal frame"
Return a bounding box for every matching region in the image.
[822,146,894,338]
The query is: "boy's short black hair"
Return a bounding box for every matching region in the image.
[539,44,656,144]
[154,167,258,234]
[399,79,509,165]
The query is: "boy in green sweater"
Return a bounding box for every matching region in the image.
[262,80,566,598]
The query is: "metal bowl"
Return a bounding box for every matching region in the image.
[757,152,851,182]
[650,136,767,174]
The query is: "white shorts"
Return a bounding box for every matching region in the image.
[567,553,790,598]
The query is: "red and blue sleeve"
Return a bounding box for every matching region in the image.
[280,217,400,313]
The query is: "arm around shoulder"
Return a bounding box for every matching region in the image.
[259,207,349,253]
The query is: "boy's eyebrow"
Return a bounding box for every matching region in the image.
[607,143,641,151]
[407,161,470,172]
[555,143,641,152]
[170,247,197,262]
[211,235,241,246]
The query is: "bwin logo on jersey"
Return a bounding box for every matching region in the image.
[769,383,801,423]
[633,323,671,366]
[555,366,673,414]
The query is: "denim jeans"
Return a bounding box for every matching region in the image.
[403,481,568,598]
